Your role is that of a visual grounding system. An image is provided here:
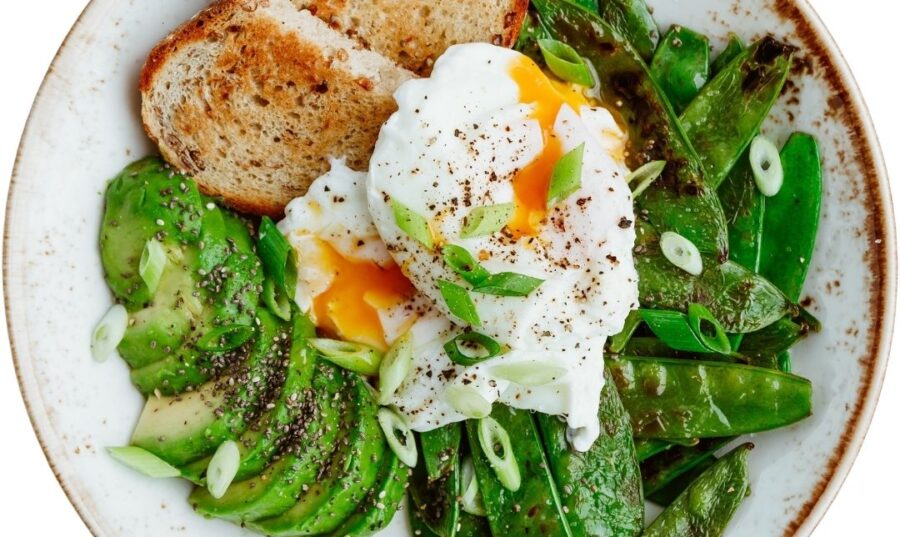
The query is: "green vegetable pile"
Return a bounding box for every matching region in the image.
[95,1,823,536]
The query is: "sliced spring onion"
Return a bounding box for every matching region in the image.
[443,332,505,366]
[461,203,514,239]
[206,440,240,499]
[377,407,417,467]
[490,360,567,387]
[309,338,383,375]
[687,303,732,354]
[547,143,585,207]
[660,231,703,276]
[445,385,492,419]
[258,217,298,298]
[460,457,487,516]
[91,304,128,362]
[608,309,644,354]
[391,200,434,249]
[538,38,594,87]
[196,324,255,353]
[377,330,414,405]
[750,135,784,197]
[477,416,520,492]
[626,160,666,186]
[640,309,711,354]
[472,272,544,297]
[443,244,489,286]
[107,446,180,478]
[437,280,481,326]
[139,238,167,296]
[262,278,292,321]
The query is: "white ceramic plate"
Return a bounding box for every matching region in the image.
[4,1,895,536]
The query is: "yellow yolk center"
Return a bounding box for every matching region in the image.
[508,56,592,238]
[311,240,417,350]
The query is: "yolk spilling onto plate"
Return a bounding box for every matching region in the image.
[508,56,591,238]
[311,240,416,350]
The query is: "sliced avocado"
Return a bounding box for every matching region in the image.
[249,373,386,536]
[189,363,349,522]
[130,310,289,466]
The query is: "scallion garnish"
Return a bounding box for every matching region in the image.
[490,360,566,387]
[262,278,292,321]
[437,280,481,326]
[461,203,514,239]
[538,38,594,87]
[196,324,255,353]
[377,330,414,405]
[640,306,731,355]
[750,135,784,197]
[309,338,383,376]
[258,217,298,298]
[446,385,493,419]
[139,238,167,296]
[107,446,181,478]
[91,304,128,363]
[377,407,418,467]
[391,199,434,249]
[659,231,703,276]
[687,303,732,355]
[443,244,490,286]
[206,440,240,499]
[472,272,544,297]
[460,457,487,516]
[547,143,585,207]
[443,332,505,366]
[477,417,520,492]
[627,160,667,198]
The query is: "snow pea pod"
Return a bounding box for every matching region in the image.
[710,34,745,75]
[641,438,731,500]
[635,438,674,462]
[636,256,792,333]
[758,133,823,302]
[533,0,728,258]
[596,0,660,60]
[681,37,795,188]
[643,444,752,537]
[409,442,460,537]
[650,26,710,113]
[514,10,550,63]
[421,423,462,482]
[538,369,643,537]
[719,150,765,272]
[607,357,812,439]
[410,509,490,537]
[466,407,573,537]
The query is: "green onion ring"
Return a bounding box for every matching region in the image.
[443,332,505,366]
[309,338,383,376]
[91,304,128,363]
[377,330,414,405]
[377,407,418,467]
[460,457,487,516]
[196,324,255,353]
[206,440,240,499]
[477,416,520,492]
[139,238,167,296]
[660,231,703,276]
[538,38,595,87]
[107,446,181,478]
[687,303,732,354]
[750,135,784,197]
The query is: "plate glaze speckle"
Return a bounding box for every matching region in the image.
[4,0,895,535]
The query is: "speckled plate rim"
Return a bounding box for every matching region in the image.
[3,0,895,536]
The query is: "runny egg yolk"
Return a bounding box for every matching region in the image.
[310,240,417,351]
[508,56,592,238]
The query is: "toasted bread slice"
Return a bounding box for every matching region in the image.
[297,0,529,75]
[140,0,415,216]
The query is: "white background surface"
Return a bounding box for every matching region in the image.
[0,1,896,535]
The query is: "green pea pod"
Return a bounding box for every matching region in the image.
[421,423,462,482]
[634,438,675,462]
[597,0,660,60]
[646,456,716,507]
[538,370,643,537]
[608,356,812,438]
[758,133,823,302]
[710,34,745,75]
[636,257,793,333]
[641,438,732,499]
[410,509,490,537]
[466,407,573,537]
[681,37,795,188]
[409,441,460,537]
[533,0,729,258]
[650,26,710,113]
[719,150,765,272]
[643,444,752,537]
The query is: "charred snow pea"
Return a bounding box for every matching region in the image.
[533,0,729,258]
[643,444,752,537]
[608,356,812,439]
[758,133,823,302]
[421,423,463,482]
[410,508,491,537]
[538,370,643,537]
[466,406,573,537]
[641,438,732,500]
[710,34,745,75]
[681,37,796,189]
[650,26,710,113]
[597,0,660,60]
[718,150,765,272]
[634,439,675,462]
[409,441,460,537]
